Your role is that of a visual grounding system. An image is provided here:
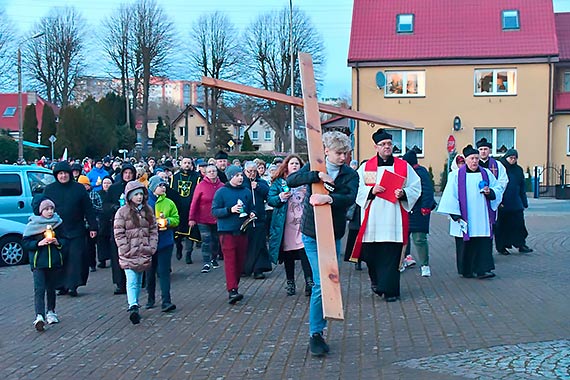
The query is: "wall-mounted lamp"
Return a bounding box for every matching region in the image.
[453,116,462,131]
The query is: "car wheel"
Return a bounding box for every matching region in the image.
[0,235,25,266]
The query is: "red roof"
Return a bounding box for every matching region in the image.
[0,93,59,133]
[555,12,570,61]
[349,0,559,63]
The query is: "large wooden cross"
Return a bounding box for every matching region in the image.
[201,52,413,321]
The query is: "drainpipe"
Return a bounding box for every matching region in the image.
[355,63,360,162]
[547,56,553,171]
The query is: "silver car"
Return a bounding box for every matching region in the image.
[0,217,26,266]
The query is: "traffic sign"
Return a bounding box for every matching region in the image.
[447,135,456,153]
[227,140,235,148]
[48,135,57,143]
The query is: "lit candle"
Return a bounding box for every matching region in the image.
[44,225,55,239]
[157,212,167,231]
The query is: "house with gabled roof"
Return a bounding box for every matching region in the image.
[349,0,566,178]
[0,92,59,142]
[552,12,570,168]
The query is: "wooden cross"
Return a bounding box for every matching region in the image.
[201,52,414,321]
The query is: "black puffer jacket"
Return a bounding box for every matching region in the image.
[403,150,436,233]
[287,163,358,240]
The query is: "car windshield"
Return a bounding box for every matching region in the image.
[27,171,55,195]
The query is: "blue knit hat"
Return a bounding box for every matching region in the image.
[225,165,242,179]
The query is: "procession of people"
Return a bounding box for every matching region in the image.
[22,130,532,358]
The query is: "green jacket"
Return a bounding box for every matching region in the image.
[149,193,179,249]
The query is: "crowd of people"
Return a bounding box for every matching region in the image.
[23,130,532,357]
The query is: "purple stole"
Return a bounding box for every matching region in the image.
[485,158,499,178]
[457,165,495,241]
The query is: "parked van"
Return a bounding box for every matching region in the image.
[0,165,55,224]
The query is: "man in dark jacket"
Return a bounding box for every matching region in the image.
[286,131,358,357]
[170,157,200,264]
[43,161,98,296]
[215,151,229,183]
[242,161,272,279]
[402,150,436,277]
[496,149,533,254]
[104,163,136,294]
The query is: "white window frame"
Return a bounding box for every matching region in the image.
[502,10,520,30]
[251,130,259,141]
[264,129,272,141]
[3,107,16,117]
[474,69,517,96]
[564,71,570,92]
[566,126,570,155]
[385,71,426,97]
[386,128,424,157]
[474,128,516,156]
[196,126,205,136]
[396,14,414,33]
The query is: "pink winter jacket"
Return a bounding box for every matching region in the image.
[189,177,224,225]
[113,182,158,271]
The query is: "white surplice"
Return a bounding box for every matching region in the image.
[437,168,503,238]
[356,161,421,243]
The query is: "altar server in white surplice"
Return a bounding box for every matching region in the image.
[438,145,503,279]
[351,129,421,302]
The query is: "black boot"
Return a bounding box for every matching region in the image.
[185,252,193,264]
[304,278,314,297]
[286,280,296,296]
[175,241,183,261]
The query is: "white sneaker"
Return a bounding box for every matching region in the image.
[33,314,45,332]
[421,265,431,277]
[46,311,59,324]
[404,255,417,268]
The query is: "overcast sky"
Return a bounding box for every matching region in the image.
[2,0,570,99]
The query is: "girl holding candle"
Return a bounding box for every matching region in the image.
[113,181,158,324]
[22,197,66,332]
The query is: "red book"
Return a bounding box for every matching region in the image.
[377,170,405,204]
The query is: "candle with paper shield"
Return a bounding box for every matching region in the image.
[237,199,247,217]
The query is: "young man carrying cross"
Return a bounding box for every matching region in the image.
[286,131,359,357]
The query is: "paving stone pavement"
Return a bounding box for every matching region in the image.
[1,198,569,380]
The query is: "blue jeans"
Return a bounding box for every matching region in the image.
[198,224,219,263]
[301,234,341,336]
[146,245,173,307]
[124,269,143,308]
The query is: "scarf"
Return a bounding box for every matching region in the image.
[458,165,495,241]
[24,213,63,237]
[350,155,408,262]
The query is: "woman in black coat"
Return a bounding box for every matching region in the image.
[267,154,313,297]
[496,149,533,254]
[43,161,97,296]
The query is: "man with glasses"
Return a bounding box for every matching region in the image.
[351,129,421,302]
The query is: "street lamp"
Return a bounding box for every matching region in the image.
[289,0,295,154]
[18,32,45,164]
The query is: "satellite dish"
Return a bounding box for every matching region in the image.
[376,71,386,89]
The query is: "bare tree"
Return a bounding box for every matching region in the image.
[131,0,175,153]
[244,6,325,151]
[0,10,16,91]
[187,11,241,153]
[101,4,133,103]
[23,7,86,107]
